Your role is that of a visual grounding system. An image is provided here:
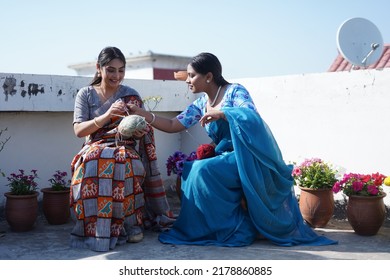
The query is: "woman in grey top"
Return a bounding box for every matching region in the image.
[70,46,173,252]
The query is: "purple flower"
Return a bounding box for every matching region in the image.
[166,151,197,176]
[7,169,39,195]
[48,170,69,191]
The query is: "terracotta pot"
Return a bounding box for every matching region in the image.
[41,187,70,225]
[347,193,386,236]
[173,71,187,81]
[299,187,334,228]
[4,191,39,232]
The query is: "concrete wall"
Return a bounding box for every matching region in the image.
[233,69,390,204]
[1,69,389,208]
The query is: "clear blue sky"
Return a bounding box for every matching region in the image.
[1,0,389,79]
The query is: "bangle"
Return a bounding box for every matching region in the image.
[93,117,102,128]
[149,112,156,125]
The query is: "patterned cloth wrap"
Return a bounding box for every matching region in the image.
[70,94,174,251]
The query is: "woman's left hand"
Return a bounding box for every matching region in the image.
[200,110,226,127]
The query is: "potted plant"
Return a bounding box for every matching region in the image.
[41,170,71,225]
[166,151,197,200]
[4,169,39,232]
[332,172,387,236]
[292,158,338,228]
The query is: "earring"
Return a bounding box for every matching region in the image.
[206,80,210,83]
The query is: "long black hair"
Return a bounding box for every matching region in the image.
[90,46,126,86]
[190,52,228,87]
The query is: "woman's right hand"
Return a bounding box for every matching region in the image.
[107,100,128,117]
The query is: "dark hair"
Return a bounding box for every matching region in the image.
[90,46,126,86]
[190,52,228,86]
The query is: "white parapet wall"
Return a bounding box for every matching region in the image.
[0,69,389,208]
[233,69,390,204]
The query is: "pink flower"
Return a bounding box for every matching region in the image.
[367,185,379,195]
[332,182,341,193]
[333,172,386,196]
[292,167,302,177]
[352,181,363,192]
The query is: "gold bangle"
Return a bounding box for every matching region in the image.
[149,112,156,125]
[93,117,102,128]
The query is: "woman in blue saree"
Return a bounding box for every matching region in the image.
[128,52,337,247]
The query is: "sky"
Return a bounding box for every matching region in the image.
[1,0,389,80]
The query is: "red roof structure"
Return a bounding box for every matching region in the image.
[328,44,390,72]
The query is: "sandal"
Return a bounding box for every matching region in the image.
[127,232,143,243]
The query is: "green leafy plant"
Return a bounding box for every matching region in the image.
[7,169,39,195]
[332,172,387,196]
[292,158,338,189]
[48,170,70,191]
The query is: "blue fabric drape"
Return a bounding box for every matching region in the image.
[159,107,337,247]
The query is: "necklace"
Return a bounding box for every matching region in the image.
[209,85,222,107]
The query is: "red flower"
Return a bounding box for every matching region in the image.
[333,172,387,196]
[196,144,215,160]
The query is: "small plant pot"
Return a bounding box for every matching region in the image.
[347,193,386,236]
[41,188,70,225]
[4,191,39,232]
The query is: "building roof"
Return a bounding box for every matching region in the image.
[328,44,390,72]
[67,51,191,80]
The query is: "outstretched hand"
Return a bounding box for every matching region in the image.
[126,103,144,115]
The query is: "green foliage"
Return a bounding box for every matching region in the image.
[7,169,38,195]
[48,170,70,191]
[292,158,338,189]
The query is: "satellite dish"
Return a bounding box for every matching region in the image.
[336,17,384,67]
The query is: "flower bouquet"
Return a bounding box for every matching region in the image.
[166,150,197,200]
[166,151,197,176]
[48,170,70,191]
[7,169,39,195]
[332,172,387,236]
[292,158,338,189]
[292,158,338,227]
[166,144,217,177]
[332,172,387,196]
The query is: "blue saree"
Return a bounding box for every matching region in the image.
[159,104,337,247]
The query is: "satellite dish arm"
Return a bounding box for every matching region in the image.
[361,43,380,66]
